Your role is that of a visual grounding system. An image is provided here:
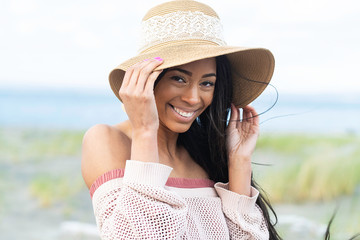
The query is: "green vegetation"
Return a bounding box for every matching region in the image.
[0,127,87,209]
[0,173,4,214]
[1,127,359,239]
[0,128,84,163]
[253,133,360,239]
[1,128,359,204]
[29,174,84,207]
[254,133,360,202]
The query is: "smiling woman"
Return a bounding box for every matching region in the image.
[154,58,216,133]
[81,0,280,239]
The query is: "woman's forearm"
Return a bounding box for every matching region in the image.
[131,129,159,163]
[228,157,252,196]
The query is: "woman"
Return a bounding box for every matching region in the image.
[82,0,281,239]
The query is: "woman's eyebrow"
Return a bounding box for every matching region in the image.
[168,68,192,76]
[202,73,216,78]
[168,68,216,78]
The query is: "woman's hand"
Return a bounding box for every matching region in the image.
[119,58,164,134]
[226,104,260,163]
[119,57,164,163]
[226,103,260,196]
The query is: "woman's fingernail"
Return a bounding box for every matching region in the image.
[154,57,163,61]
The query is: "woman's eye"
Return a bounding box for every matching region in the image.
[171,76,186,83]
[201,81,215,87]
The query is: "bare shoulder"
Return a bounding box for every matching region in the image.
[81,121,132,188]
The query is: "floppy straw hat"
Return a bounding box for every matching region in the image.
[109,0,275,108]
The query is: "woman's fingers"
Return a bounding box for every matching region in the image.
[133,58,163,88]
[137,58,163,91]
[145,69,163,94]
[121,60,142,89]
[228,103,240,130]
[120,58,163,99]
[242,105,259,126]
[119,58,164,132]
[228,104,260,130]
[243,107,252,124]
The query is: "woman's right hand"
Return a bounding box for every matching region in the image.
[119,57,164,134]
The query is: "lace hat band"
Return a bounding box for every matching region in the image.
[139,11,226,53]
[109,0,275,108]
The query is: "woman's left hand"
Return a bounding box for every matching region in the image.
[226,104,260,162]
[226,103,260,196]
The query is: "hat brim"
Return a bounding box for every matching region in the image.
[109,43,274,108]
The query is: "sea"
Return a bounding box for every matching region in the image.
[1,88,359,134]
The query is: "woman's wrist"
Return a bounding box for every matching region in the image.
[131,130,159,163]
[228,158,252,196]
[228,155,251,170]
[132,128,158,140]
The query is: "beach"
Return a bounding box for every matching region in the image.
[0,90,359,239]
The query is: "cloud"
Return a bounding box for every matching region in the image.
[74,31,103,49]
[9,0,38,15]
[275,63,360,94]
[1,0,359,95]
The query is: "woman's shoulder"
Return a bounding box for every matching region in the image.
[84,121,132,139]
[81,121,132,188]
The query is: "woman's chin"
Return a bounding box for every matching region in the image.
[160,121,194,134]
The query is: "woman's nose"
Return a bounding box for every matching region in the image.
[181,86,200,105]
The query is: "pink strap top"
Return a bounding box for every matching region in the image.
[90,168,215,198]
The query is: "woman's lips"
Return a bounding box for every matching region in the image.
[170,105,196,118]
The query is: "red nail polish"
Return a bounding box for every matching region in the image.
[154,57,163,61]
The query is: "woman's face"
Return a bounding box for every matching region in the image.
[154,57,216,133]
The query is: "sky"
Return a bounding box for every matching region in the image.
[0,0,359,95]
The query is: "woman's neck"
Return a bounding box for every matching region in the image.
[157,124,208,179]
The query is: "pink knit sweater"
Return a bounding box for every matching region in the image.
[90,160,269,239]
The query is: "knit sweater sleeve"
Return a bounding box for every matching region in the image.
[214,183,269,240]
[92,160,188,239]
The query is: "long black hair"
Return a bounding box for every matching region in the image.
[175,55,282,239]
[156,55,359,240]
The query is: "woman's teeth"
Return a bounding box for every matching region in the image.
[173,106,194,118]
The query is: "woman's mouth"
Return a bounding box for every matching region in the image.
[170,105,196,118]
